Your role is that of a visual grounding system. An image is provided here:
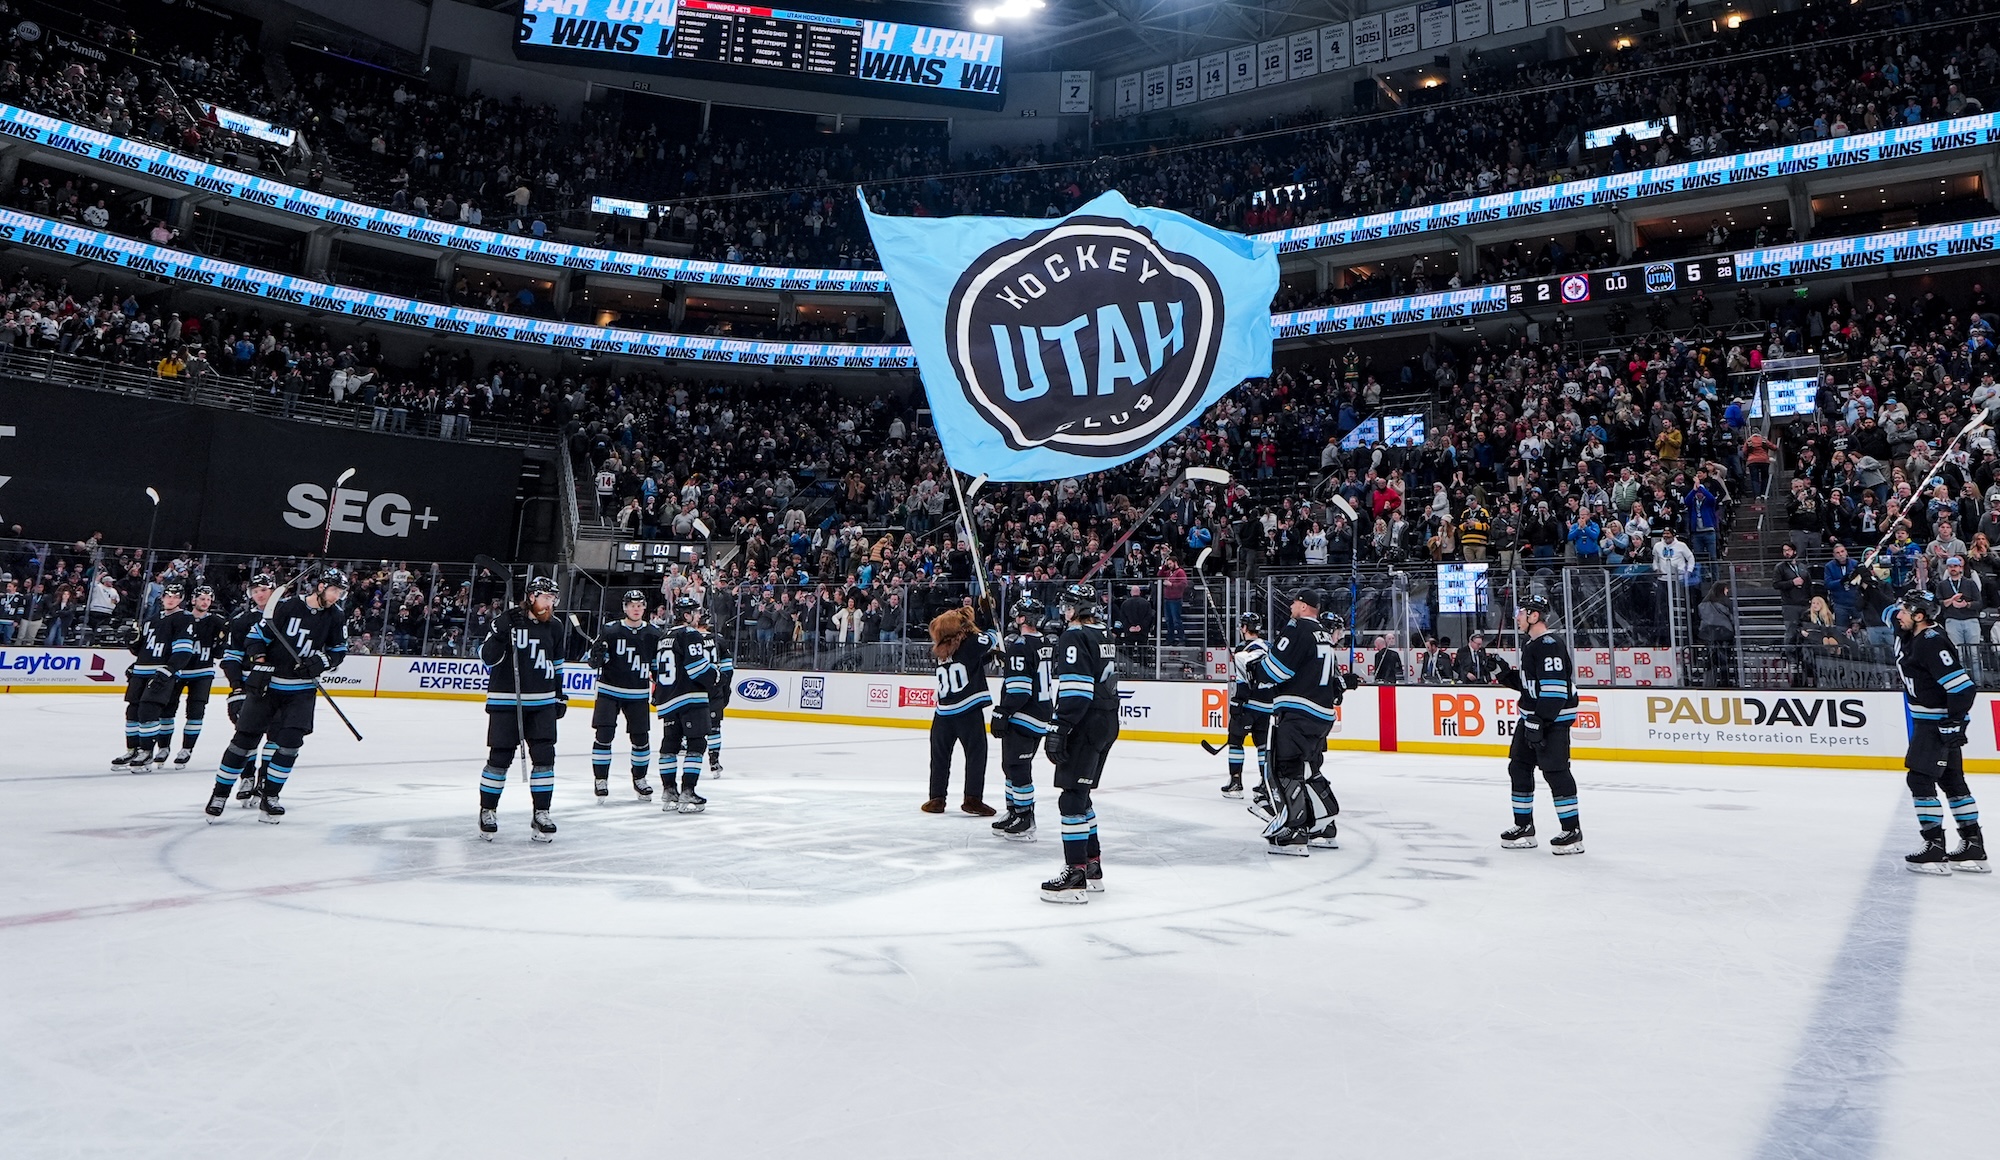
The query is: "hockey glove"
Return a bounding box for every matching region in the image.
[588,640,610,669]
[226,690,245,724]
[1495,665,1523,692]
[989,712,1008,739]
[1044,731,1070,767]
[1519,716,1544,742]
[554,697,569,720]
[244,662,275,692]
[1938,718,1969,748]
[296,652,330,680]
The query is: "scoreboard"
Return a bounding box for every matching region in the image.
[515,0,1005,109]
[1505,254,1735,309]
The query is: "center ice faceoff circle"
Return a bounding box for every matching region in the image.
[160,781,1390,942]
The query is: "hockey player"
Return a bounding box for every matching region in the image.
[1250,588,1343,856]
[113,583,181,772]
[1889,590,1987,873]
[923,603,1002,816]
[1220,612,1272,799]
[1495,595,1584,853]
[991,595,1054,840]
[219,574,281,806]
[700,609,733,775]
[588,590,657,804]
[203,569,349,823]
[1041,583,1119,902]
[159,584,227,767]
[478,575,567,841]
[653,595,718,813]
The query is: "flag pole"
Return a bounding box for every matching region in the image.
[948,468,993,605]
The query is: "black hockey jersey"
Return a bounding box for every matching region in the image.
[158,610,227,679]
[129,611,175,679]
[1517,631,1578,725]
[1893,621,1976,721]
[997,630,1056,734]
[595,620,657,702]
[1255,616,1341,721]
[480,609,564,710]
[936,628,1002,716]
[651,625,717,714]
[246,595,348,695]
[1231,636,1273,714]
[704,628,735,710]
[220,607,264,691]
[1054,622,1119,730]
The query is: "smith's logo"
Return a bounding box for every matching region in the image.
[944,217,1222,460]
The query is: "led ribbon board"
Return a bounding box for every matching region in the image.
[0,209,913,368]
[1734,217,2000,280]
[1266,113,2000,256]
[0,103,892,293]
[1272,285,1510,338]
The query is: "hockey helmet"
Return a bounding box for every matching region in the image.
[1319,611,1346,632]
[1517,594,1552,621]
[160,583,185,600]
[316,567,350,591]
[1238,611,1264,634]
[1900,589,1942,623]
[191,584,214,601]
[1012,595,1046,622]
[1039,615,1066,636]
[1059,582,1100,617]
[249,573,276,590]
[621,588,648,606]
[673,594,701,616]
[524,575,559,601]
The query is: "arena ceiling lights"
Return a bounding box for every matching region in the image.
[972,0,1045,27]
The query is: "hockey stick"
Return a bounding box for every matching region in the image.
[1852,408,1991,580]
[476,555,531,785]
[254,566,363,741]
[947,467,994,603]
[1200,739,1225,755]
[1081,466,1233,582]
[320,467,356,556]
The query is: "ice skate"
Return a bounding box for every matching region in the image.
[632,775,654,801]
[1266,828,1311,856]
[1308,821,1340,849]
[172,748,194,767]
[677,790,707,814]
[1907,830,1951,875]
[1501,821,1538,849]
[993,811,1037,842]
[127,750,155,774]
[708,755,723,777]
[1040,865,1089,903]
[257,791,285,824]
[530,810,557,842]
[478,808,499,841]
[1549,827,1585,855]
[594,775,610,804]
[1950,825,1989,873]
[203,786,230,822]
[660,788,680,812]
[111,747,144,770]
[1085,858,1104,892]
[1220,775,1243,799]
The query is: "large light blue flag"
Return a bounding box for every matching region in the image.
[861,190,1278,482]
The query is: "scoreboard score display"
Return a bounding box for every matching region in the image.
[1505,254,1736,308]
[515,0,1005,108]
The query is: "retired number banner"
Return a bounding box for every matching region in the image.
[861,190,1277,481]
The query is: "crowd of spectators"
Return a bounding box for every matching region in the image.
[4,0,1997,286]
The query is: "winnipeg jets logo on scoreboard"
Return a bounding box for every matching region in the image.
[943,217,1224,460]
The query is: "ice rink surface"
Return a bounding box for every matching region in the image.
[1,693,1995,1159]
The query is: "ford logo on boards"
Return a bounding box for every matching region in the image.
[737,678,779,701]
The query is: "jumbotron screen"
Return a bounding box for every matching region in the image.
[515,0,1005,108]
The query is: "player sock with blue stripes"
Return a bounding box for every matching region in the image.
[1512,791,1535,826]
[1949,795,1980,826]
[1554,795,1579,830]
